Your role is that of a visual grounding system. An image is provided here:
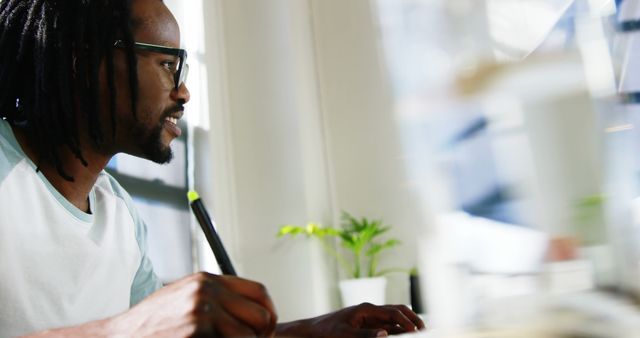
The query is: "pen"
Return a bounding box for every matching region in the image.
[187,190,237,276]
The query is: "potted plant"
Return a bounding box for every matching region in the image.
[277,211,403,306]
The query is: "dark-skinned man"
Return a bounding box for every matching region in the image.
[0,0,425,337]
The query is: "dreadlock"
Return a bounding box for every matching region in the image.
[0,0,140,181]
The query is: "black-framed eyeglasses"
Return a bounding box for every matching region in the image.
[113,40,189,90]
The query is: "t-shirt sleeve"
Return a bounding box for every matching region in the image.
[0,120,30,182]
[129,215,163,306]
[104,173,163,306]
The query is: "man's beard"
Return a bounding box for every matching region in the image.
[141,123,173,164]
[134,104,184,164]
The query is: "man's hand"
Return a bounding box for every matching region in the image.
[112,272,278,338]
[276,303,425,338]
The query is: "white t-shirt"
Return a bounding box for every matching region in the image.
[0,120,162,337]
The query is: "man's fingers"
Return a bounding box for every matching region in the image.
[217,275,278,321]
[377,324,408,335]
[358,304,417,333]
[386,309,418,333]
[391,305,425,330]
[221,291,276,336]
[205,308,258,338]
[194,273,277,336]
[347,327,389,338]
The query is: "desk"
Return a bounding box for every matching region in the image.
[398,291,640,338]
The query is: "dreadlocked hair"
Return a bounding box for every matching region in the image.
[0,0,140,181]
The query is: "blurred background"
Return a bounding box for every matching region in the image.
[107,0,640,336]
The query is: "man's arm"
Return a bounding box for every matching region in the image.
[18,274,424,338]
[275,303,425,338]
[19,319,116,338]
[20,272,278,338]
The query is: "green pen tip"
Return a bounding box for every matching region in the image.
[187,190,200,202]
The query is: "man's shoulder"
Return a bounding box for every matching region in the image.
[0,119,24,158]
[96,170,137,209]
[95,170,148,223]
[0,120,28,183]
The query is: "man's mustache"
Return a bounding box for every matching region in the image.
[162,103,184,118]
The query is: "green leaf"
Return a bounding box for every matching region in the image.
[279,211,403,279]
[277,225,305,237]
[366,239,400,257]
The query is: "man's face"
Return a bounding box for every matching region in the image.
[105,0,190,163]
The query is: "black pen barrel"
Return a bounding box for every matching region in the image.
[190,199,237,276]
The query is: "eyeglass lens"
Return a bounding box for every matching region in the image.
[176,62,189,89]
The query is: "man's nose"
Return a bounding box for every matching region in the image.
[172,83,190,104]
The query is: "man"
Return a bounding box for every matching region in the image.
[0,0,425,337]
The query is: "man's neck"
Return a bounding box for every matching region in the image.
[11,125,111,213]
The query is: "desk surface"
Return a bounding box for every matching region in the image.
[397,291,640,338]
[396,329,542,338]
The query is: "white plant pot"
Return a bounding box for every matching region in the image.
[339,277,387,307]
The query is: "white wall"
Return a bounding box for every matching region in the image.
[216,0,339,321]
[189,0,339,321]
[310,0,428,305]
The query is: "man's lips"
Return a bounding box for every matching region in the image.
[164,105,184,119]
[163,105,184,137]
[164,116,182,137]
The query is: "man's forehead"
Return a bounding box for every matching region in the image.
[130,0,180,47]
